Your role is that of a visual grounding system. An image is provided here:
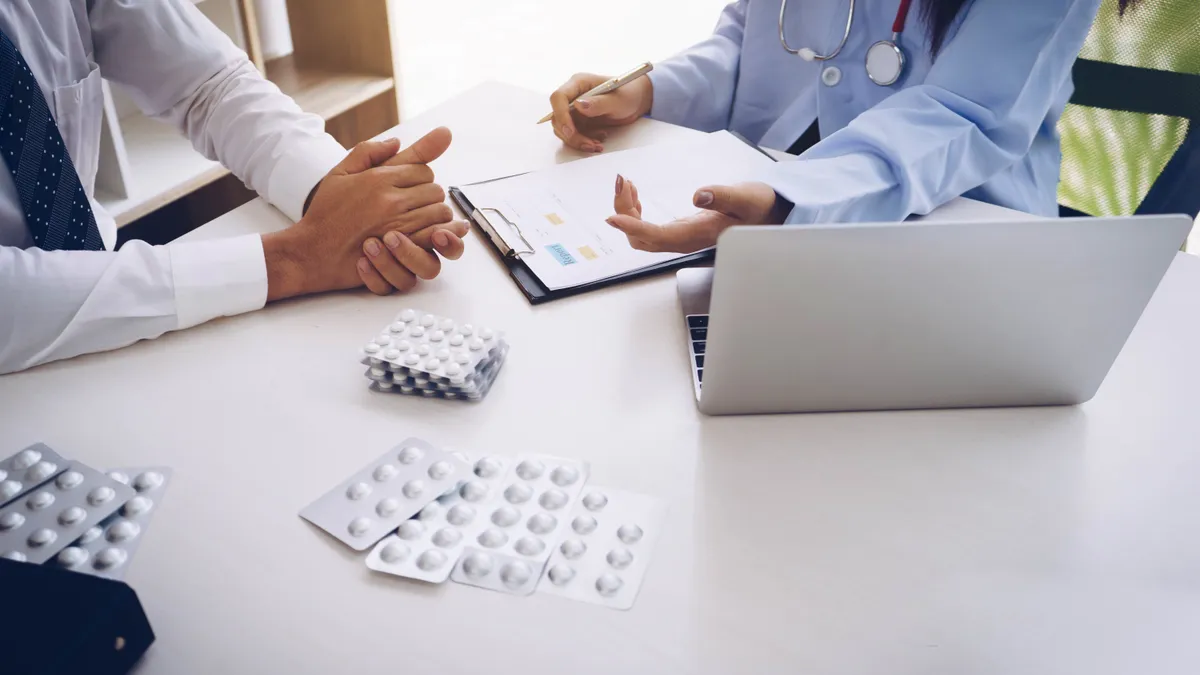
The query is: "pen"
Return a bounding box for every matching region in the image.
[537,62,654,124]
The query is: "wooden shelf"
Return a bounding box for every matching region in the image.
[265,55,395,120]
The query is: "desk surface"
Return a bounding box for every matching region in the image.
[3,82,1200,675]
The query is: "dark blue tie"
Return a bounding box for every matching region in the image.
[0,29,103,251]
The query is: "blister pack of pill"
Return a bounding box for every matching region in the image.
[361,309,508,401]
[450,454,589,595]
[536,486,666,610]
[0,461,136,565]
[0,443,69,506]
[300,438,468,551]
[366,455,513,583]
[53,468,173,580]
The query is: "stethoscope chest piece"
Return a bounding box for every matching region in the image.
[865,39,905,86]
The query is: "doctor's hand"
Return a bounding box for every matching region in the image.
[550,73,653,153]
[605,176,790,254]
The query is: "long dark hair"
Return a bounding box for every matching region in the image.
[925,0,1141,58]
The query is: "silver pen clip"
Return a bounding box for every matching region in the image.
[474,207,535,258]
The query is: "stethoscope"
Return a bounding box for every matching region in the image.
[778,0,914,87]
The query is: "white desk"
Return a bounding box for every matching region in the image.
[3,82,1199,674]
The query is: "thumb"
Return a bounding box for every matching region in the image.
[692,185,754,219]
[573,91,626,118]
[385,126,454,166]
[334,138,400,175]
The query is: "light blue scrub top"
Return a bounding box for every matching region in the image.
[647,0,1103,222]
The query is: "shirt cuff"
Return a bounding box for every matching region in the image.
[169,234,268,330]
[647,67,693,129]
[266,134,348,222]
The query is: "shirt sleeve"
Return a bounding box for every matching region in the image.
[0,235,264,375]
[88,0,349,222]
[647,0,748,133]
[769,0,1100,225]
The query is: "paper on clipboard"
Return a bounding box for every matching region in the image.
[459,131,777,291]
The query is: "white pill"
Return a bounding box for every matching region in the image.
[606,548,634,569]
[454,353,471,365]
[409,326,426,338]
[514,536,545,557]
[376,498,400,518]
[550,466,580,487]
[527,513,557,535]
[120,495,152,518]
[78,526,103,544]
[87,487,115,506]
[346,482,371,500]
[28,528,56,548]
[380,541,410,564]
[572,515,598,535]
[504,483,533,504]
[499,561,532,589]
[399,309,417,322]
[378,382,394,391]
[583,492,609,511]
[107,520,141,543]
[491,506,520,528]
[461,552,494,578]
[0,469,5,481]
[95,548,128,570]
[477,528,508,549]
[436,348,451,361]
[0,512,25,531]
[449,335,465,347]
[133,471,164,492]
[618,524,645,544]
[427,461,453,481]
[459,324,475,337]
[27,490,54,510]
[515,460,544,481]
[375,334,392,347]
[397,520,425,540]
[373,464,398,482]
[417,345,432,357]
[0,480,20,501]
[402,480,425,499]
[348,517,372,537]
[446,363,463,378]
[459,480,489,502]
[424,358,442,370]
[57,547,88,568]
[419,314,436,327]
[364,342,380,354]
[404,354,420,366]
[560,539,588,560]
[26,461,56,483]
[436,318,453,331]
[398,446,424,464]
[418,502,441,521]
[539,489,569,511]
[396,340,412,352]
[106,471,130,485]
[389,322,406,334]
[480,328,496,341]
[474,457,503,479]
[12,448,41,470]
[416,549,447,571]
[369,367,387,378]
[596,573,623,596]
[468,337,485,351]
[432,528,462,548]
[383,349,400,361]
[2,551,27,562]
[548,564,576,586]
[58,506,87,526]
[445,505,474,528]
[430,330,445,343]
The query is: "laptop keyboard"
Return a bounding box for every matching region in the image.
[686,314,709,392]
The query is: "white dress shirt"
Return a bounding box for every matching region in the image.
[0,0,348,374]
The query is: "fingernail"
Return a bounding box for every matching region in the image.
[577,99,592,110]
[591,145,603,153]
[615,174,625,195]
[365,240,381,257]
[433,230,450,247]
[563,126,574,138]
[695,190,714,207]
[357,258,371,273]
[384,232,400,249]
[605,217,618,227]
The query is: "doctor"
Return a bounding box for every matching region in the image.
[549,0,1116,253]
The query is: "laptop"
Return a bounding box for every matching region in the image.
[678,215,1192,415]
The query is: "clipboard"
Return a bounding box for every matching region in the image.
[449,132,779,305]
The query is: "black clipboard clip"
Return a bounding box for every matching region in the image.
[472,207,535,258]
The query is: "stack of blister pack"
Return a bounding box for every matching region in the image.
[0,443,172,580]
[362,309,508,402]
[301,438,666,610]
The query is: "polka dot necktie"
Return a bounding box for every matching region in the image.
[0,28,103,251]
